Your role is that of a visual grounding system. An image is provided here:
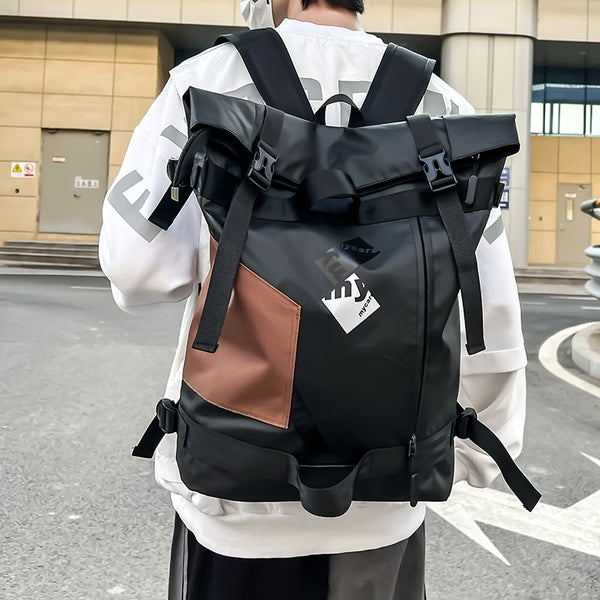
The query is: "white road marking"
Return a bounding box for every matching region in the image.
[107,586,126,595]
[538,322,600,400]
[550,296,596,301]
[70,285,110,291]
[580,305,600,310]
[521,301,547,305]
[428,453,600,563]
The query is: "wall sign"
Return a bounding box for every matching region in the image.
[11,162,36,178]
[499,166,510,210]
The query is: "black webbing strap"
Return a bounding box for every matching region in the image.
[406,113,485,355]
[455,405,542,511]
[191,107,284,353]
[177,408,451,518]
[132,399,178,458]
[216,29,314,121]
[360,44,436,125]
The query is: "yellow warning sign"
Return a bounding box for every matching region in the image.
[11,162,36,178]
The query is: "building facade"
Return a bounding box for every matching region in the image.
[0,0,599,267]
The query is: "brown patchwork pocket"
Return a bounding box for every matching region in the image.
[182,244,301,429]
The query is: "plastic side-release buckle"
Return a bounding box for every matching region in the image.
[455,407,478,440]
[156,398,178,434]
[247,140,277,191]
[419,150,457,192]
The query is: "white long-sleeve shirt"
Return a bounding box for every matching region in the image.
[99,19,527,558]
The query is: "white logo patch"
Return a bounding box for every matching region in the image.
[321,273,380,333]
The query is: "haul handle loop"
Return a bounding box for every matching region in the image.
[314,94,365,127]
[406,113,485,355]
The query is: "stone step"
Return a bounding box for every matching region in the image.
[2,240,98,253]
[0,250,99,265]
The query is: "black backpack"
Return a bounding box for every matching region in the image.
[134,29,540,517]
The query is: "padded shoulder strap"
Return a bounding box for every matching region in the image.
[360,44,436,125]
[216,29,314,121]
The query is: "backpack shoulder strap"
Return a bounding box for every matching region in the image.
[360,44,436,125]
[215,28,314,121]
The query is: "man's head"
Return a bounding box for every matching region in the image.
[300,1,364,13]
[240,0,364,30]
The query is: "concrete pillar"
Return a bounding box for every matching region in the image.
[441,0,538,267]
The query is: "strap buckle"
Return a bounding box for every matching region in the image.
[419,150,457,192]
[247,141,277,191]
[455,407,478,439]
[156,398,178,434]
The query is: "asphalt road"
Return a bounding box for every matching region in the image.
[1,275,599,599]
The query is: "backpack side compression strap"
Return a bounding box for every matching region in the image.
[455,405,541,511]
[215,29,314,121]
[406,113,485,355]
[359,44,435,125]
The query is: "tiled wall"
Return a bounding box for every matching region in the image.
[529,136,600,265]
[0,0,445,34]
[0,23,173,243]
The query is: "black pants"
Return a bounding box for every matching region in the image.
[169,515,426,600]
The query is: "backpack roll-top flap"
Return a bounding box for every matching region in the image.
[182,87,520,193]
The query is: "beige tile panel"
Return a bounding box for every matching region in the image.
[112,96,153,131]
[557,172,592,185]
[0,163,38,196]
[591,232,600,245]
[530,136,559,172]
[529,172,557,202]
[440,34,469,97]
[591,138,600,174]
[441,0,470,35]
[0,127,41,161]
[158,34,175,76]
[537,0,587,42]
[490,37,516,111]
[114,63,159,98]
[528,230,556,264]
[19,0,73,18]
[0,58,45,93]
[128,0,182,23]
[529,200,556,231]
[73,0,127,20]
[183,0,236,25]
[42,94,112,130]
[361,0,393,33]
[0,0,19,15]
[0,25,46,58]
[44,60,115,96]
[589,0,600,43]
[0,231,35,244]
[46,29,116,62]
[465,35,491,111]
[109,130,133,167]
[108,164,121,187]
[558,137,591,174]
[0,195,38,232]
[516,0,538,38]
[0,92,42,127]
[512,37,535,110]
[116,32,159,64]
[470,0,517,35]
[392,0,442,35]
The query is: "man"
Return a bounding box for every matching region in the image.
[100,1,527,598]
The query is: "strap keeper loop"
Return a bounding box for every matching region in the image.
[156,398,178,434]
[455,407,478,440]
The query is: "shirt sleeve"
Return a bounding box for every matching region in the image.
[98,78,211,311]
[453,207,528,486]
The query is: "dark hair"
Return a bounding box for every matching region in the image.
[301,0,365,14]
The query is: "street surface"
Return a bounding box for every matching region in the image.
[1,275,599,599]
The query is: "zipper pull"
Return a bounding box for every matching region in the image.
[408,434,418,507]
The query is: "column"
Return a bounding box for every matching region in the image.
[441,0,538,267]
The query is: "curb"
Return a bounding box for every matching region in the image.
[571,323,600,380]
